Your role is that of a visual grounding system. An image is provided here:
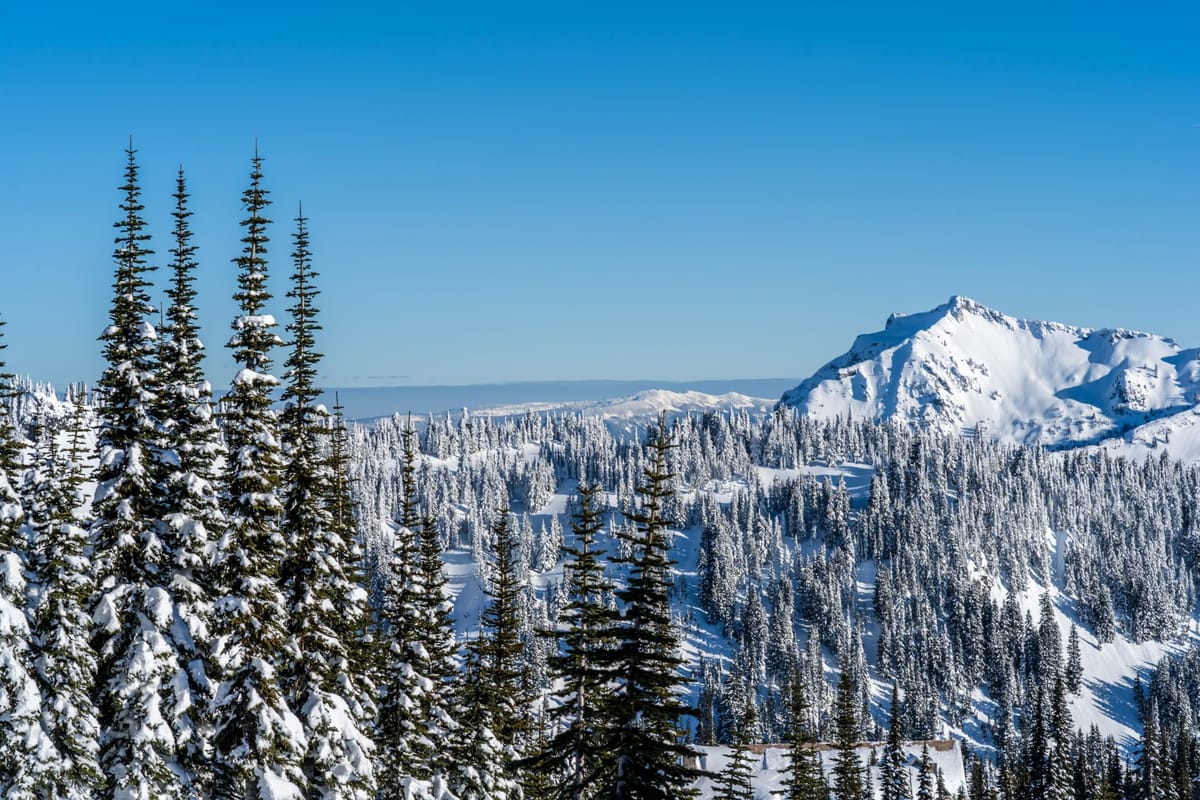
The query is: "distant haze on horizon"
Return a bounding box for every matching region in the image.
[315,377,802,421]
[3,3,1199,390]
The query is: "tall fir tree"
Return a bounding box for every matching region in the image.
[26,399,104,798]
[326,396,378,693]
[1047,674,1072,800]
[414,508,459,783]
[522,481,620,799]
[278,208,376,799]
[604,414,703,800]
[1135,708,1164,800]
[157,165,225,791]
[916,744,935,800]
[881,683,910,800]
[403,422,461,783]
[454,642,521,800]
[376,416,433,794]
[475,508,533,750]
[715,700,756,800]
[210,150,305,799]
[90,143,185,799]
[451,509,528,800]
[831,668,864,800]
[775,663,827,800]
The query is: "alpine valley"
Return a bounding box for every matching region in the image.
[10,285,1200,799]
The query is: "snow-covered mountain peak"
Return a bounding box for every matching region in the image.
[781,297,1200,449]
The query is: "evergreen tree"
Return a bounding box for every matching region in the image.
[476,508,532,749]
[831,668,864,800]
[326,396,379,698]
[451,509,529,799]
[1135,710,1164,800]
[882,683,910,800]
[27,399,104,797]
[376,416,432,792]
[1025,682,1050,799]
[414,508,459,781]
[775,663,827,800]
[0,318,58,796]
[715,700,756,800]
[522,481,619,799]
[277,208,376,798]
[210,150,305,799]
[90,142,185,799]
[1065,625,1083,696]
[453,643,521,800]
[604,414,703,800]
[157,165,225,791]
[916,744,935,800]
[1047,674,1073,800]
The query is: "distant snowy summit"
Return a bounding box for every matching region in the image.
[779,295,1200,451]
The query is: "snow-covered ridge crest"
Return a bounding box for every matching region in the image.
[780,295,1200,449]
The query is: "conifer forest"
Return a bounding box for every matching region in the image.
[6,146,1200,800]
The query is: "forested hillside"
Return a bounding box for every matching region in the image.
[3,146,1200,799]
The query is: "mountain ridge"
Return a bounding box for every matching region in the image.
[778,295,1200,453]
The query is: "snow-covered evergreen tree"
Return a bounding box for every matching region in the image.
[89,143,185,800]
[522,481,619,798]
[376,417,432,793]
[831,668,864,800]
[775,664,826,800]
[453,636,521,800]
[1065,624,1083,696]
[451,510,527,800]
[881,684,910,800]
[715,700,755,800]
[414,508,459,782]
[0,318,58,796]
[26,399,103,798]
[156,166,225,792]
[210,151,305,799]
[916,744,935,800]
[277,208,376,799]
[603,415,702,800]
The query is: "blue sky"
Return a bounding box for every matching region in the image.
[2,2,1198,390]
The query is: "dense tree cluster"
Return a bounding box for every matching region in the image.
[0,146,465,798]
[0,145,721,798]
[342,380,1200,796]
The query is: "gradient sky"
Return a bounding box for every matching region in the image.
[2,2,1199,390]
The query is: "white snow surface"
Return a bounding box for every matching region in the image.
[1091,403,1200,463]
[780,295,1200,450]
[693,742,966,799]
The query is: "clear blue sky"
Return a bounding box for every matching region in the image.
[2,2,1198,390]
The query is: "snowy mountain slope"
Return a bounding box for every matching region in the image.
[434,475,1190,796]
[779,296,1200,449]
[1091,404,1200,463]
